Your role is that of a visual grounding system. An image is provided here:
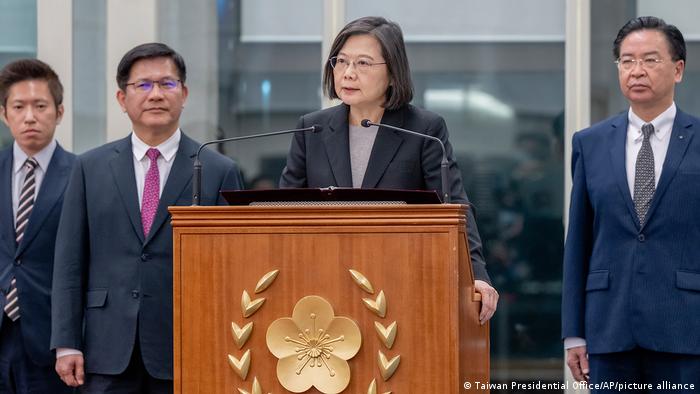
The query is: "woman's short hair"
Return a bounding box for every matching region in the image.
[323,16,413,110]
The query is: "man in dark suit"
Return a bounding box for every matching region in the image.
[563,16,700,390]
[50,43,242,393]
[0,59,75,393]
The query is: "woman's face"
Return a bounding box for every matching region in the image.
[333,34,390,111]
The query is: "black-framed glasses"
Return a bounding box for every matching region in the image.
[125,78,182,92]
[329,56,386,73]
[614,57,664,71]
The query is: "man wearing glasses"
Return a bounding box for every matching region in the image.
[51,43,242,392]
[563,16,700,390]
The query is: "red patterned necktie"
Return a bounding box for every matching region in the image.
[141,148,161,236]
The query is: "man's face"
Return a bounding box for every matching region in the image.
[116,57,188,138]
[617,29,684,113]
[1,79,63,156]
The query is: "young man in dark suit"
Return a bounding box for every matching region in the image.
[563,17,700,390]
[0,59,75,393]
[51,43,242,393]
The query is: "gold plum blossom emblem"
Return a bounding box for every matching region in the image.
[266,296,362,394]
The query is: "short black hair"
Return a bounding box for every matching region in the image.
[0,58,63,108]
[116,42,187,90]
[323,16,413,110]
[613,16,686,62]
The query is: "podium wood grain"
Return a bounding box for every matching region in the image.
[171,205,489,393]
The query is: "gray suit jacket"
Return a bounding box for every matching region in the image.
[50,133,242,379]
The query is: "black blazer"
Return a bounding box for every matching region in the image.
[50,133,242,379]
[0,144,76,366]
[280,103,490,282]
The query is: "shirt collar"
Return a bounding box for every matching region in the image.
[13,139,57,174]
[131,128,181,162]
[628,103,676,142]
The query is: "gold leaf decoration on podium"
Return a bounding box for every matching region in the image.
[266,295,362,394]
[228,349,251,380]
[231,322,253,349]
[349,269,375,294]
[362,290,386,318]
[367,378,392,394]
[237,376,269,394]
[255,269,279,294]
[377,350,401,381]
[374,321,397,349]
[241,290,265,318]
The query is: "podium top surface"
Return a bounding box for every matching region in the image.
[220,187,441,206]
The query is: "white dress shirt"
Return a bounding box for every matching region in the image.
[56,130,181,360]
[12,139,57,222]
[564,103,676,351]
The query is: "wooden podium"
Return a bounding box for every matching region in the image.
[171,197,489,393]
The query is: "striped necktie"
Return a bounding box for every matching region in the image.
[4,157,38,321]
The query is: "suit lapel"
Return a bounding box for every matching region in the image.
[15,145,72,257]
[361,107,405,188]
[642,109,695,229]
[0,149,16,257]
[608,113,638,224]
[323,105,353,187]
[109,136,145,244]
[144,134,195,245]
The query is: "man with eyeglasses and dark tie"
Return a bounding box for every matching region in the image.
[0,59,76,393]
[50,43,242,393]
[563,16,700,391]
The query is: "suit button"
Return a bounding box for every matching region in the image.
[13,259,21,266]
[141,253,149,261]
[132,290,140,299]
[638,234,646,242]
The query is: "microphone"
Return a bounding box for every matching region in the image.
[361,119,450,203]
[192,125,323,206]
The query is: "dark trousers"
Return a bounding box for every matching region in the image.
[589,347,700,394]
[80,339,172,394]
[0,315,73,394]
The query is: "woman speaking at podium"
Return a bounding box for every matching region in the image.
[279,16,498,323]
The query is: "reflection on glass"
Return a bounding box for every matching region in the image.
[0,0,37,148]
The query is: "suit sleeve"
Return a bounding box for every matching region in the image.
[216,160,244,205]
[51,157,89,351]
[561,132,593,340]
[422,115,491,283]
[279,116,308,188]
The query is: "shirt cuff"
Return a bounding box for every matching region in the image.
[564,337,586,349]
[56,348,83,359]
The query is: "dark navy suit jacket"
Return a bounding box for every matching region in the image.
[50,133,242,379]
[280,103,490,282]
[562,109,700,355]
[0,144,76,366]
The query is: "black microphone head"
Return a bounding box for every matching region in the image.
[310,124,324,133]
[360,119,372,128]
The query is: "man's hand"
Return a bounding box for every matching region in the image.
[566,346,590,382]
[474,279,498,325]
[55,354,85,387]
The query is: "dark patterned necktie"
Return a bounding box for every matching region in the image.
[4,157,38,321]
[633,123,655,227]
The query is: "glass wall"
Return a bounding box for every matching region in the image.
[0,0,37,148]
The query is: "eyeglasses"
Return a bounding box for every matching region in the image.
[615,57,664,71]
[329,56,386,73]
[125,78,182,92]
